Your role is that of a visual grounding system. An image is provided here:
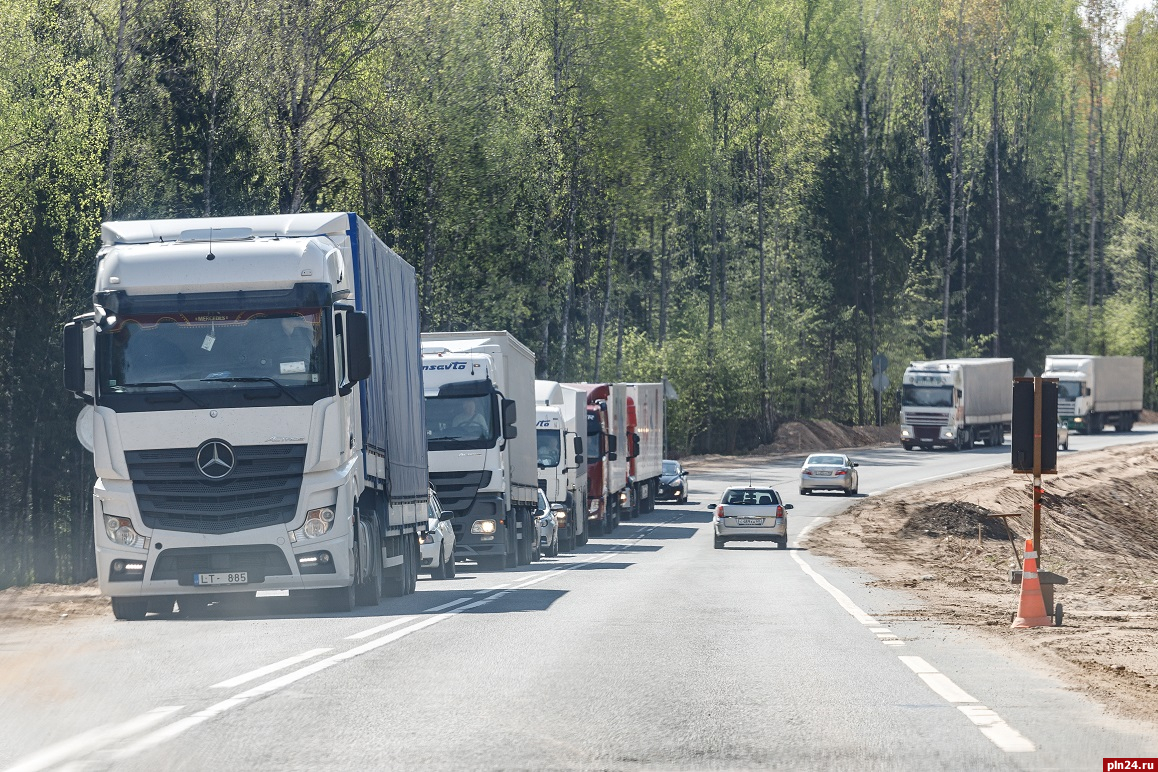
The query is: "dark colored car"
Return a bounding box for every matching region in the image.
[656,459,689,503]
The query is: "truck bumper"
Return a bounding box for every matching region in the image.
[96,521,355,598]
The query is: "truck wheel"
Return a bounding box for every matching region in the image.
[577,524,590,545]
[589,518,603,537]
[111,597,149,621]
[355,523,382,606]
[902,443,914,451]
[382,536,411,596]
[321,582,356,613]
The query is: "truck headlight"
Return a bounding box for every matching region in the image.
[552,507,568,526]
[900,426,912,438]
[104,516,147,549]
[471,519,497,535]
[939,427,955,439]
[301,507,335,539]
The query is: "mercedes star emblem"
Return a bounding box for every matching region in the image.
[196,440,235,479]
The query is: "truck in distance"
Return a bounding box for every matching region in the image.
[422,331,538,569]
[1042,355,1143,433]
[63,213,429,619]
[567,383,628,535]
[535,380,588,551]
[899,358,1013,451]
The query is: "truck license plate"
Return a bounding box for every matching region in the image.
[737,518,763,526]
[194,572,248,586]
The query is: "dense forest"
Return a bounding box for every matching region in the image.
[1,0,1156,585]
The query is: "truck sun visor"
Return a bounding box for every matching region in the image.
[94,283,333,315]
[437,379,496,398]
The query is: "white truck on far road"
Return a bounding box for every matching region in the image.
[535,380,588,551]
[1043,355,1143,433]
[899,358,1013,451]
[422,332,538,569]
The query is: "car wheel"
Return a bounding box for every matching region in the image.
[433,546,449,579]
[1064,440,1069,451]
[778,537,788,550]
[714,536,725,550]
[549,533,559,557]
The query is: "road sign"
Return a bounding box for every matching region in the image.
[1012,378,1058,474]
[872,353,888,374]
[871,372,890,392]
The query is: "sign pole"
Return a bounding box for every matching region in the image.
[1032,376,1043,564]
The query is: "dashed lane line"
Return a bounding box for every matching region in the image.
[2,706,183,772]
[210,648,333,688]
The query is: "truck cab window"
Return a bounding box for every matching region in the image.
[901,385,953,408]
[537,429,561,467]
[425,394,498,448]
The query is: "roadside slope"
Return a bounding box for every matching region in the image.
[805,442,1158,723]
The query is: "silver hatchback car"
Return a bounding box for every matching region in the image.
[799,453,859,496]
[710,487,792,549]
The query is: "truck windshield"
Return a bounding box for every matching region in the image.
[98,309,330,404]
[586,413,602,460]
[425,395,498,449]
[537,429,561,467]
[1057,380,1083,400]
[901,385,953,408]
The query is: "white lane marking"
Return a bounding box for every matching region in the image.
[883,640,906,646]
[423,597,472,613]
[2,706,182,772]
[790,550,879,626]
[210,648,332,688]
[917,672,978,703]
[870,627,891,633]
[958,706,1036,752]
[344,616,417,640]
[899,656,938,674]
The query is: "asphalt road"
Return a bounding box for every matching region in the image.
[4,428,1158,771]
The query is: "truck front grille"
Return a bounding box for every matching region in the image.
[429,470,493,517]
[904,412,949,426]
[126,445,307,534]
[1058,401,1076,416]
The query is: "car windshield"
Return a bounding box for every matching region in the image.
[425,394,497,447]
[99,309,329,390]
[723,489,779,505]
[537,428,561,467]
[662,460,680,474]
[902,384,953,407]
[807,455,845,466]
[1058,380,1083,400]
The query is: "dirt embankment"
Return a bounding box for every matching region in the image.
[806,443,1158,723]
[0,581,107,625]
[683,419,897,470]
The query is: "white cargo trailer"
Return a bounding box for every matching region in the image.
[899,358,1013,450]
[625,383,665,515]
[1043,355,1143,433]
[422,331,538,569]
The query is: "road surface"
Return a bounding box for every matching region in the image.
[3,428,1157,771]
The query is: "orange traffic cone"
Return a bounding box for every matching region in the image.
[1012,539,1053,628]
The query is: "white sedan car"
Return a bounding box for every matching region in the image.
[420,488,457,579]
[535,488,560,558]
[799,453,859,495]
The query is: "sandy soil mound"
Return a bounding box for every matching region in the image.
[806,443,1158,723]
[0,581,107,625]
[683,420,896,471]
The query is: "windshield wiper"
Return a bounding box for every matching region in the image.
[119,382,207,408]
[200,376,301,405]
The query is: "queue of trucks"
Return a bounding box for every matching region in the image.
[63,213,669,619]
[899,355,1144,450]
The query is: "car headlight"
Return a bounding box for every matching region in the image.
[554,511,567,525]
[419,531,434,545]
[671,480,682,488]
[589,500,600,514]
[104,516,147,549]
[471,519,497,535]
[301,506,335,539]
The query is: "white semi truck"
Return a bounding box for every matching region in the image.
[535,381,588,551]
[1042,355,1143,433]
[63,213,429,619]
[899,358,1013,450]
[421,332,538,569]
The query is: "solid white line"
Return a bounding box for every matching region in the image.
[344,616,417,640]
[958,706,1036,752]
[790,551,879,626]
[211,648,333,688]
[2,706,183,772]
[917,672,978,703]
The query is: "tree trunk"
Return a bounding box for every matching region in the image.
[992,53,1002,358]
[592,219,616,382]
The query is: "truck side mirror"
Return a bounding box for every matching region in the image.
[63,319,94,403]
[502,398,518,439]
[573,436,584,466]
[344,311,372,389]
[631,432,640,458]
[606,433,618,461]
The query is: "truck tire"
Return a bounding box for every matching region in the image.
[111,597,149,621]
[355,521,382,606]
[589,518,603,537]
[902,443,914,451]
[321,582,356,613]
[577,523,589,545]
